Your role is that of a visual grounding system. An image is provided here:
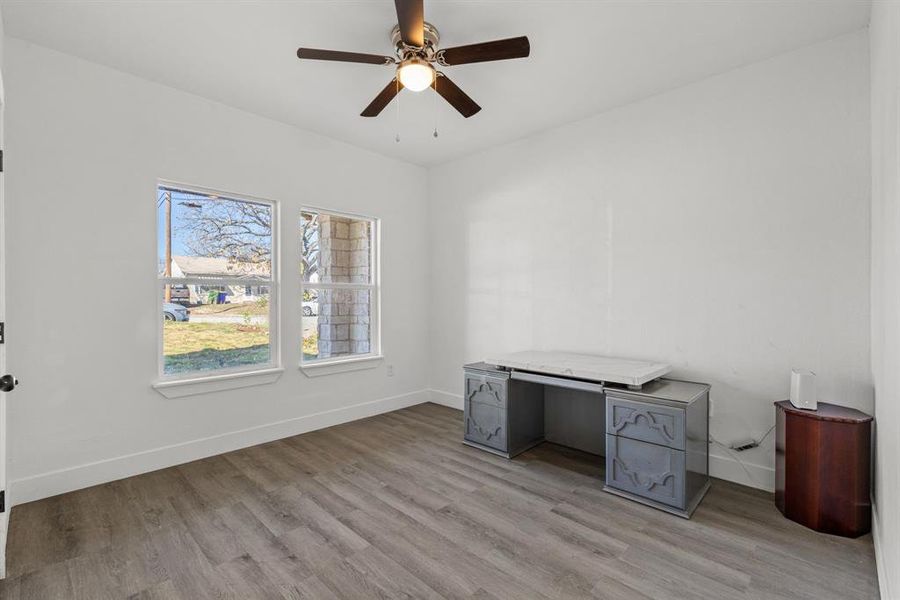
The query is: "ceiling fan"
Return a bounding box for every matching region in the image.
[296,0,530,118]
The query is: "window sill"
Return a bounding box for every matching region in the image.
[153,367,284,399]
[300,355,383,377]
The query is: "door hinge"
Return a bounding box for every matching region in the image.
[1,149,4,173]
[0,322,4,344]
[0,491,5,513]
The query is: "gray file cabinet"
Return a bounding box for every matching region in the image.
[463,363,544,457]
[604,380,710,518]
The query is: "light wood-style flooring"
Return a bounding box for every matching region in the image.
[0,403,879,599]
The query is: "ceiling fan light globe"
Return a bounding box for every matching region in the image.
[398,60,434,92]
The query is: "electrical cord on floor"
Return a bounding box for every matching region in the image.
[709,423,776,489]
[710,435,761,487]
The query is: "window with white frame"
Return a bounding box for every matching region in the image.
[157,184,278,378]
[301,209,379,363]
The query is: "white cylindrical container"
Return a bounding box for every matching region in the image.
[790,369,817,410]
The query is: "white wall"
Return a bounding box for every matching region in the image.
[870,2,900,598]
[428,30,871,491]
[0,1,8,580]
[3,38,429,504]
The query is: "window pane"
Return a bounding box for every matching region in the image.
[159,186,272,280]
[302,288,371,361]
[301,288,319,360]
[301,211,372,284]
[162,286,271,375]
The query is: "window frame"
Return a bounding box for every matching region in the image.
[300,206,381,369]
[156,181,281,383]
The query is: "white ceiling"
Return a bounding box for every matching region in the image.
[1,0,870,166]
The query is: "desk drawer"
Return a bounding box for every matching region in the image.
[606,434,685,509]
[464,374,508,409]
[606,394,685,450]
[464,399,507,452]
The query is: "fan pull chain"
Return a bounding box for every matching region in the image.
[395,77,401,143]
[432,77,439,139]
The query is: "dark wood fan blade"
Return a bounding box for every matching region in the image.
[434,74,481,118]
[395,0,424,47]
[438,36,530,65]
[297,48,394,65]
[361,78,404,117]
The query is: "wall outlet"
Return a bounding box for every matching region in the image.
[730,439,759,452]
[386,364,394,377]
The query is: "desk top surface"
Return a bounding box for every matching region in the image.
[484,351,671,387]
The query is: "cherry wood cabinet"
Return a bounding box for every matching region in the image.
[775,401,872,538]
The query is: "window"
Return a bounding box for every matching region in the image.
[157,184,278,379]
[301,209,379,364]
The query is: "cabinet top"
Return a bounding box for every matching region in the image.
[606,379,710,404]
[484,351,670,386]
[775,400,872,424]
[464,362,509,377]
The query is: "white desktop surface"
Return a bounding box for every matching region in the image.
[485,351,671,387]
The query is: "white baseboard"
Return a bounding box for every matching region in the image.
[873,504,895,600]
[708,452,774,492]
[10,389,430,506]
[426,388,775,492]
[429,388,464,410]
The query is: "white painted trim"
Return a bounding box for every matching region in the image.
[300,355,383,377]
[9,389,429,506]
[429,388,464,410]
[303,282,377,291]
[153,367,284,398]
[708,452,774,492]
[426,388,775,492]
[873,504,894,600]
[159,276,273,286]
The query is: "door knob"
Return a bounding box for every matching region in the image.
[0,374,17,392]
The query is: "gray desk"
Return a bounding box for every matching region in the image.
[463,360,710,518]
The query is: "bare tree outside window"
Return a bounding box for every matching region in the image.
[301,212,319,281]
[177,196,272,270]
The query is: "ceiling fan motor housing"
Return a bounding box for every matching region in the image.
[391,21,440,60]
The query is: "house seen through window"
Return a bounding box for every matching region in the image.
[157,184,277,377]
